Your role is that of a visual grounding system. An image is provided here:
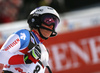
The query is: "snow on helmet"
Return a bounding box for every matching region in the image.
[27,6,60,39]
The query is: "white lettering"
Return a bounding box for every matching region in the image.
[20,33,26,40]
[69,42,90,63]
[89,38,99,63]
[51,44,68,71]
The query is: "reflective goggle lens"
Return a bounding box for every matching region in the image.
[42,14,59,28]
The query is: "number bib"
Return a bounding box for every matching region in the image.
[27,62,45,73]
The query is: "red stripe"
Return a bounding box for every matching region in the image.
[19,47,29,54]
[8,54,39,65]
[27,53,39,63]
[8,55,24,65]
[32,30,44,42]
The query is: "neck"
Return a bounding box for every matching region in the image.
[32,29,44,42]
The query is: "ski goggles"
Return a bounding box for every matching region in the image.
[41,14,59,28]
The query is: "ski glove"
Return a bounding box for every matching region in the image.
[24,45,41,64]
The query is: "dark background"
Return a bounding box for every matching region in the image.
[0,0,100,24]
[19,0,100,20]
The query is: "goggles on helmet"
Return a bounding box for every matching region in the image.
[41,14,59,29]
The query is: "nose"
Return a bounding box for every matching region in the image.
[42,23,54,30]
[49,25,53,30]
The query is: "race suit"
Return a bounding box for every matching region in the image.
[0,29,48,73]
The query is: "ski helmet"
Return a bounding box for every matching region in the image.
[27,6,60,39]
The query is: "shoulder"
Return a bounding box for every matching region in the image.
[14,29,30,48]
[14,29,30,37]
[14,29,30,40]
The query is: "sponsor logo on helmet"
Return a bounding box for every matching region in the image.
[32,18,35,22]
[47,7,53,10]
[33,13,39,16]
[36,9,43,12]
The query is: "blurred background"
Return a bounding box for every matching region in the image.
[0,0,100,73]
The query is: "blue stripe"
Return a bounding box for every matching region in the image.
[31,31,40,44]
[14,29,30,49]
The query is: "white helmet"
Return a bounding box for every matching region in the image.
[27,6,60,39]
[30,6,60,20]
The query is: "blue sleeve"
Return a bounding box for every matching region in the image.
[14,29,30,49]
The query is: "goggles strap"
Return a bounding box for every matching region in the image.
[40,26,57,37]
[38,28,48,40]
[37,23,57,39]
[40,26,53,32]
[50,31,57,37]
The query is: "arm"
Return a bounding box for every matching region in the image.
[0,30,39,65]
[0,34,21,64]
[39,43,52,73]
[0,50,39,65]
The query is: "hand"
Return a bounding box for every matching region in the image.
[24,45,41,64]
[30,45,41,60]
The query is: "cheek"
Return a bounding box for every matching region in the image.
[40,29,52,37]
[46,31,52,35]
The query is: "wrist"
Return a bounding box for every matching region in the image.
[27,53,39,63]
[24,54,32,64]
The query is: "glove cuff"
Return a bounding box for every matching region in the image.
[24,54,32,64]
[27,53,39,63]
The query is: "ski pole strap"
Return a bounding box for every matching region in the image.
[46,66,52,73]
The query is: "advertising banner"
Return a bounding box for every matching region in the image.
[0,26,100,73]
[0,7,100,73]
[44,26,100,73]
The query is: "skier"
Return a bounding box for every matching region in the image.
[0,6,60,73]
